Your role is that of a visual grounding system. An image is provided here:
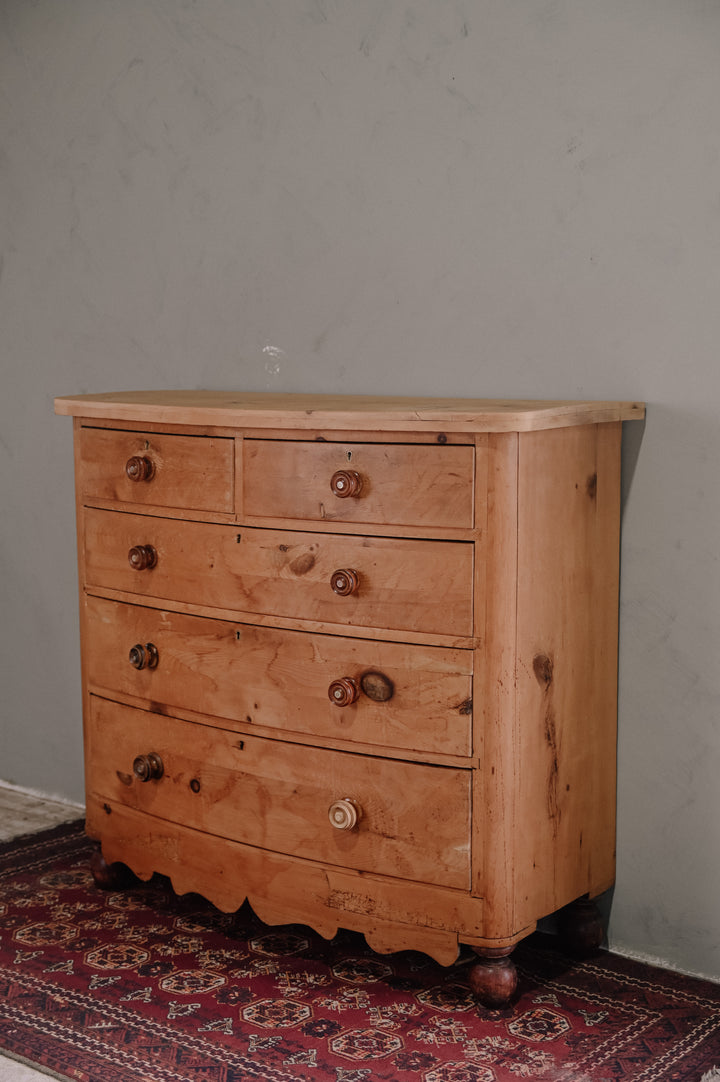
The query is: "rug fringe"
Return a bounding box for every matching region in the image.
[700,1070,720,1081]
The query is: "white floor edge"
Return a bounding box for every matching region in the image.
[0,778,84,811]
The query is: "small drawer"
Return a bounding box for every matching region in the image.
[243,440,475,528]
[77,427,234,513]
[88,698,471,889]
[85,597,473,756]
[84,509,474,637]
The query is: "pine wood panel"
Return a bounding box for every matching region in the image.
[58,394,644,972]
[84,595,474,756]
[78,427,234,512]
[87,798,495,963]
[56,391,645,432]
[243,439,475,528]
[83,586,476,649]
[511,422,621,927]
[88,698,472,889]
[474,433,520,932]
[83,509,475,636]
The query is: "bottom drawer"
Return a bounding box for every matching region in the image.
[88,697,471,890]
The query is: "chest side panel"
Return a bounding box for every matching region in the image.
[512,422,621,925]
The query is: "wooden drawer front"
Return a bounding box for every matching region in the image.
[89,698,471,889]
[85,597,473,756]
[84,509,474,637]
[78,427,234,512]
[243,440,475,528]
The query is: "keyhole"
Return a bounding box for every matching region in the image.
[346,451,352,461]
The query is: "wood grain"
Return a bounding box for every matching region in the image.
[84,595,474,756]
[243,439,475,527]
[78,426,234,512]
[83,508,475,637]
[60,394,643,979]
[86,798,523,963]
[88,697,472,889]
[510,422,621,924]
[474,432,520,935]
[56,391,645,433]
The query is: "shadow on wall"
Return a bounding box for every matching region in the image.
[621,416,646,521]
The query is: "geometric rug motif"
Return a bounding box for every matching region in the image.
[1,820,719,1081]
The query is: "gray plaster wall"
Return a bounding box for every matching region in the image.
[1,1,718,981]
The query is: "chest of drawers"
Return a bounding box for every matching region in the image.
[55,391,644,1005]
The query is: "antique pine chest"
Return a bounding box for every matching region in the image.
[55,391,644,1005]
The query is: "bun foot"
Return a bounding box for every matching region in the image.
[90,848,138,890]
[468,946,518,1008]
[559,896,604,957]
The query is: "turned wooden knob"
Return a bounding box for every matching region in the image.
[129,642,159,670]
[330,568,360,596]
[330,469,363,499]
[128,544,157,571]
[132,752,164,782]
[125,455,154,483]
[328,677,359,707]
[468,948,518,1008]
[328,798,361,831]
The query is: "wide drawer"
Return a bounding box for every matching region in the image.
[243,440,475,528]
[88,698,471,889]
[77,427,234,512]
[85,596,473,756]
[84,509,474,637]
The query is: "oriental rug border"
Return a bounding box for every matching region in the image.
[1,820,719,1082]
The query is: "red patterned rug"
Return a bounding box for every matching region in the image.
[1,821,719,1082]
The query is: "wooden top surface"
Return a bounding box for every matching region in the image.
[54,390,645,432]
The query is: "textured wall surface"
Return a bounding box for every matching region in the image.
[1,0,719,980]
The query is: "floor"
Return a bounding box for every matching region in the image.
[1,785,719,1081]
[0,784,84,843]
[0,783,85,1080]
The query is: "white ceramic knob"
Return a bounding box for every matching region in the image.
[328,798,361,831]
